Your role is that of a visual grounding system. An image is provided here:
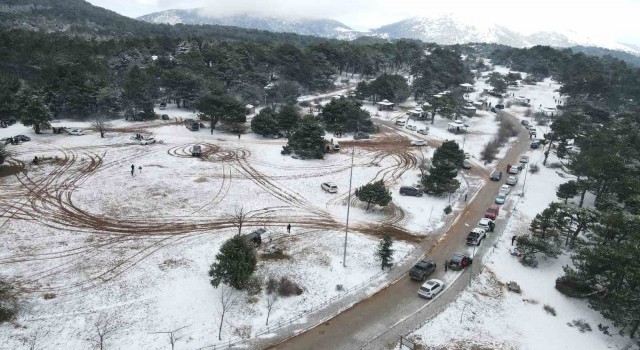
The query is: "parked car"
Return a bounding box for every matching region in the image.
[519,155,529,163]
[417,129,428,135]
[407,124,417,131]
[13,135,31,142]
[354,132,370,140]
[490,170,502,181]
[138,136,156,145]
[245,228,272,246]
[161,114,170,120]
[448,253,473,271]
[500,184,512,194]
[521,120,530,126]
[395,120,406,126]
[506,175,519,186]
[191,145,202,157]
[495,192,507,204]
[477,218,494,231]
[332,142,341,151]
[490,107,497,113]
[321,182,338,193]
[409,260,436,281]
[530,140,540,149]
[466,228,487,245]
[418,279,445,299]
[462,159,472,169]
[495,104,505,109]
[400,186,423,197]
[411,140,427,146]
[485,204,500,220]
[68,129,85,136]
[508,165,520,174]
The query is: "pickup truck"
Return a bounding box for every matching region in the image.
[409,260,436,281]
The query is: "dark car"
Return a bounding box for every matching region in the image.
[495,104,505,109]
[161,114,170,120]
[354,132,370,140]
[14,135,31,142]
[490,170,502,181]
[490,107,496,113]
[400,186,423,197]
[448,253,473,271]
[191,145,202,157]
[530,140,540,149]
[409,260,436,281]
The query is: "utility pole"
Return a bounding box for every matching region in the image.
[343,146,355,268]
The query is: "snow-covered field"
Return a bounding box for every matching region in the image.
[0,106,437,349]
[403,68,636,350]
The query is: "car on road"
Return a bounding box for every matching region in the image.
[418,279,444,299]
[506,175,518,186]
[485,204,500,220]
[395,120,406,126]
[321,182,338,193]
[490,170,502,181]
[417,128,428,135]
[409,260,436,281]
[354,132,370,140]
[406,124,417,131]
[466,228,487,246]
[495,191,507,204]
[519,155,529,163]
[462,159,472,169]
[500,184,511,194]
[530,140,540,149]
[400,186,423,197]
[521,120,530,126]
[410,140,427,146]
[68,129,85,136]
[477,218,494,231]
[332,142,341,151]
[508,165,520,175]
[138,136,156,145]
[448,253,473,271]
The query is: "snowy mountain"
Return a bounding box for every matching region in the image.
[371,16,640,55]
[137,9,363,40]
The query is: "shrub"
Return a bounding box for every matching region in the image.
[481,138,500,162]
[43,293,56,300]
[444,205,452,214]
[277,276,303,297]
[266,277,279,295]
[543,304,557,316]
[529,164,540,174]
[245,276,263,296]
[0,279,18,323]
[568,319,592,333]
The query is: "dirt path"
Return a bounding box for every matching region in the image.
[264,111,530,350]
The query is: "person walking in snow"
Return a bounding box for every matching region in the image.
[138,165,142,173]
[131,164,135,177]
[511,235,517,245]
[287,223,291,233]
[444,260,448,272]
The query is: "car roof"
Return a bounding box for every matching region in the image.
[489,204,500,210]
[422,279,443,287]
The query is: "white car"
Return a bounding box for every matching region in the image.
[418,279,444,299]
[417,129,428,135]
[138,136,156,145]
[506,175,519,186]
[508,165,520,174]
[411,140,427,146]
[500,184,511,194]
[406,125,417,131]
[321,182,338,193]
[395,120,406,126]
[477,218,493,231]
[519,155,529,164]
[68,129,85,136]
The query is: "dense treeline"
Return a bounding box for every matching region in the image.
[482,45,640,337]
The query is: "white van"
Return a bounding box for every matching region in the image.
[395,119,406,126]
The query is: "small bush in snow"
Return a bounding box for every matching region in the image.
[0,279,18,323]
[277,276,303,297]
[544,304,557,316]
[266,277,278,295]
[481,138,500,162]
[336,284,344,292]
[232,325,252,339]
[443,205,452,215]
[529,164,540,174]
[245,276,263,296]
[568,319,592,332]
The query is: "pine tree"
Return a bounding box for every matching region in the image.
[422,140,465,195]
[251,107,279,136]
[287,117,325,159]
[515,235,561,267]
[276,105,301,132]
[17,90,51,134]
[355,180,392,211]
[376,234,394,270]
[209,236,257,290]
[557,181,579,204]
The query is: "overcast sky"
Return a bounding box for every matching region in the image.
[87,0,640,44]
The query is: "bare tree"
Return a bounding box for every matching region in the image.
[265,293,278,326]
[416,147,431,178]
[151,325,188,350]
[91,116,113,138]
[217,285,238,340]
[22,328,51,350]
[87,313,120,350]
[229,206,249,236]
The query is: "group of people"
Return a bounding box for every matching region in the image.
[130,164,142,176]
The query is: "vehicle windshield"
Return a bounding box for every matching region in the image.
[488,209,498,214]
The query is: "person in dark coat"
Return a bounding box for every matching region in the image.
[444,260,448,272]
[511,235,517,245]
[287,223,291,233]
[489,220,495,232]
[131,164,135,176]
